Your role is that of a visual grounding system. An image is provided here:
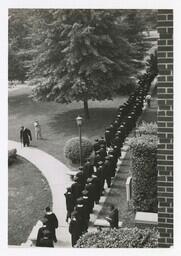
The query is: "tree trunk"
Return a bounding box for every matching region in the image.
[83,99,90,119]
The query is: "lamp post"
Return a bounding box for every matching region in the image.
[76,115,83,167]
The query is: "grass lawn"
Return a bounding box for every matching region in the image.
[8,86,128,165]
[8,156,52,245]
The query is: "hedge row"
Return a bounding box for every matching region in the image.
[136,121,157,136]
[64,137,93,164]
[75,227,158,248]
[128,135,158,213]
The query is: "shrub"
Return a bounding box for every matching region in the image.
[136,121,157,136]
[8,148,17,165]
[64,137,93,164]
[75,227,158,248]
[128,135,158,212]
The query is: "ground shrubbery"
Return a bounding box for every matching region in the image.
[75,227,158,248]
[136,121,157,136]
[128,135,158,213]
[64,137,93,164]
[8,149,17,165]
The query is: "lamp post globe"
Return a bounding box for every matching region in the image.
[76,116,83,127]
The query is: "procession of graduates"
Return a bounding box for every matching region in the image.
[65,70,155,247]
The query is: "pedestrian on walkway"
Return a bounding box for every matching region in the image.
[105,128,111,147]
[71,176,82,206]
[75,200,88,233]
[64,187,74,223]
[44,206,58,243]
[69,215,82,247]
[102,157,112,188]
[93,139,100,152]
[142,100,148,112]
[85,182,95,213]
[33,120,42,140]
[82,159,94,183]
[105,204,119,229]
[20,126,32,147]
[91,174,101,204]
[75,170,85,190]
[36,217,54,247]
[145,94,151,107]
[99,144,107,160]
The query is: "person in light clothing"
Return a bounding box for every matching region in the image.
[142,100,148,112]
[145,94,151,107]
[33,120,42,140]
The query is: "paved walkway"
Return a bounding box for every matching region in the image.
[8,140,73,247]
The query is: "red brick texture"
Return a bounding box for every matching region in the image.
[157,9,173,247]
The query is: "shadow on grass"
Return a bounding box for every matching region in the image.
[39,137,48,141]
[48,107,117,137]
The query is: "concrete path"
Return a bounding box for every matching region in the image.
[8,140,73,247]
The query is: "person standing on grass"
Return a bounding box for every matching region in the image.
[44,207,58,243]
[105,204,119,229]
[36,217,54,247]
[20,126,32,147]
[33,120,42,140]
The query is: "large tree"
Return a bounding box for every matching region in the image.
[8,9,34,82]
[27,10,152,118]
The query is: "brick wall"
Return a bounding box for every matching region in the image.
[157,9,173,247]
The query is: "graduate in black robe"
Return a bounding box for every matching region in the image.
[44,207,58,243]
[36,218,54,247]
[69,215,82,247]
[20,126,32,147]
[105,204,119,229]
[64,187,74,222]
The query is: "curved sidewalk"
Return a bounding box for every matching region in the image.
[8,140,73,247]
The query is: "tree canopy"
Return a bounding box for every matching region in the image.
[8,9,33,82]
[8,9,157,118]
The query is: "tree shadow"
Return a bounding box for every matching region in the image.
[48,107,117,137]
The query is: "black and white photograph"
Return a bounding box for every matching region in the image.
[0,0,180,254]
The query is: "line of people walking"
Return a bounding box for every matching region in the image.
[65,71,155,247]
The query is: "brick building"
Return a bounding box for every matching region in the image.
[157,9,173,247]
